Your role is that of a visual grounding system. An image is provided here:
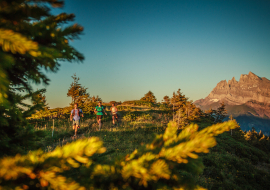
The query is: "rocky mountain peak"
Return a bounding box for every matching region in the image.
[195,72,270,106]
[228,77,238,85]
[239,72,261,83]
[194,72,270,121]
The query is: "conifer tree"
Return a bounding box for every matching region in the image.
[170,89,187,110]
[91,95,102,102]
[215,102,227,122]
[0,0,84,156]
[204,102,227,123]
[67,73,90,107]
[162,95,170,105]
[140,91,157,103]
[67,73,97,114]
[32,89,49,110]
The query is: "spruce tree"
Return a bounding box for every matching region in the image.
[170,89,187,110]
[140,91,157,103]
[32,89,48,110]
[215,102,227,122]
[162,95,170,105]
[171,90,201,128]
[67,73,98,113]
[67,73,90,106]
[0,0,84,156]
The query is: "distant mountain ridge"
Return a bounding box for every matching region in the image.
[196,72,270,105]
[194,72,270,133]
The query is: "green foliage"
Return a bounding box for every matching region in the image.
[0,0,84,156]
[243,128,270,152]
[174,101,202,128]
[167,89,202,127]
[204,103,227,123]
[170,89,188,109]
[123,112,153,122]
[123,112,137,121]
[0,120,239,190]
[0,91,48,157]
[136,113,153,122]
[91,95,102,103]
[162,95,171,105]
[140,91,157,103]
[67,73,102,114]
[0,0,84,102]
[123,100,154,107]
[200,130,270,190]
[117,105,132,111]
[32,89,49,110]
[67,73,91,107]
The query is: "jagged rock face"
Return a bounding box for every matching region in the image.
[194,72,270,119]
[204,72,270,105]
[194,72,270,131]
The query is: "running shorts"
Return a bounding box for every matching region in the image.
[73,120,80,126]
[97,115,103,120]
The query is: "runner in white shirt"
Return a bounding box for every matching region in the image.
[110,103,118,125]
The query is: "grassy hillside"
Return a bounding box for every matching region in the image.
[17,106,269,190]
[1,105,269,189]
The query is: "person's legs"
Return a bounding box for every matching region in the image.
[72,120,75,130]
[112,115,115,125]
[74,120,79,136]
[113,114,118,125]
[97,115,102,131]
[74,124,77,136]
[98,117,102,130]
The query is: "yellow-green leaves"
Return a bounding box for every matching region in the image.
[122,120,238,188]
[0,120,239,189]
[0,29,40,56]
[150,159,171,180]
[0,137,106,190]
[159,120,238,163]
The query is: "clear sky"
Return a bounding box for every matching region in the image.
[38,0,270,108]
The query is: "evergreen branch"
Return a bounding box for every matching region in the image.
[0,29,40,56]
[31,0,64,8]
[40,13,76,25]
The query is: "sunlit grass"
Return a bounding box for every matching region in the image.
[27,109,270,190]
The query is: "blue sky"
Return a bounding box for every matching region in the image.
[38,0,270,108]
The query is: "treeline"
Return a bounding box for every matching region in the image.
[241,128,270,153]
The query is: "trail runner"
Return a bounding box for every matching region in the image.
[110,103,118,125]
[94,101,107,131]
[70,103,84,137]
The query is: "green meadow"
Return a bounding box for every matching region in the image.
[17,107,270,190]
